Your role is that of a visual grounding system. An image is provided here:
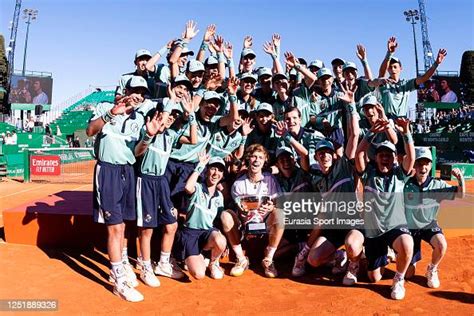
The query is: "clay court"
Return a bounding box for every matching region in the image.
[0,176,473,315]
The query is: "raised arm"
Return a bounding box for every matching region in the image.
[239,36,253,73]
[284,51,317,88]
[451,168,466,198]
[355,119,390,174]
[374,103,398,144]
[197,24,216,62]
[396,117,415,173]
[356,44,373,80]
[169,20,199,66]
[220,76,240,127]
[135,110,165,157]
[416,49,447,86]
[184,152,210,195]
[223,41,235,78]
[212,35,227,80]
[86,95,140,137]
[262,34,284,75]
[146,40,173,72]
[177,94,198,145]
[378,37,398,78]
[338,84,360,159]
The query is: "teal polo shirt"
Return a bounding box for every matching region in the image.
[310,89,345,129]
[276,168,312,193]
[292,84,320,128]
[278,127,325,166]
[404,176,457,230]
[379,78,417,118]
[115,71,156,98]
[91,100,154,164]
[362,165,411,238]
[139,128,180,176]
[170,115,223,163]
[208,128,246,159]
[185,182,224,230]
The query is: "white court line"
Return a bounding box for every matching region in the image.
[0,183,91,199]
[0,184,47,199]
[72,184,92,191]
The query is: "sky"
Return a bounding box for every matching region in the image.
[1,0,473,111]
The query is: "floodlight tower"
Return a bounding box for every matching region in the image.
[22,8,38,76]
[404,9,420,76]
[418,0,435,71]
[6,0,22,85]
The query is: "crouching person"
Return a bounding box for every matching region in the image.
[221,144,284,278]
[175,153,228,280]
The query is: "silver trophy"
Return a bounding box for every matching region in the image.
[238,194,272,235]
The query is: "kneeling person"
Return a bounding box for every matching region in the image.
[404,147,465,288]
[175,154,228,280]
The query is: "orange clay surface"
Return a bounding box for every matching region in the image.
[0,178,473,315]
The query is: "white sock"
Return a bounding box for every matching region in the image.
[300,244,310,257]
[160,251,171,264]
[265,246,277,261]
[394,272,405,281]
[111,261,126,282]
[428,263,438,270]
[141,259,152,269]
[232,244,245,260]
[121,247,129,264]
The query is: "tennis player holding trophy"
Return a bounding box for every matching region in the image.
[220,144,285,278]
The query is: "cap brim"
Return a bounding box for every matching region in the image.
[273,74,288,81]
[331,58,345,65]
[174,80,193,91]
[135,54,152,60]
[376,145,396,153]
[243,53,256,59]
[181,51,195,56]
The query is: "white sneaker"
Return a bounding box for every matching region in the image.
[154,260,185,279]
[230,256,249,277]
[292,249,308,277]
[113,280,144,302]
[343,261,359,286]
[109,264,139,288]
[426,265,440,288]
[387,247,396,263]
[208,260,224,280]
[140,264,160,288]
[331,249,348,275]
[391,277,406,300]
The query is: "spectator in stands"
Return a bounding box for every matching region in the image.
[15,118,23,131]
[26,117,34,132]
[32,80,49,104]
[4,131,13,145]
[73,136,81,148]
[45,124,52,137]
[440,80,458,103]
[10,131,17,145]
[85,138,92,147]
[56,125,62,136]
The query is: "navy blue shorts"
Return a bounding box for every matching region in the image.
[173,227,217,261]
[93,161,136,225]
[136,174,176,228]
[410,223,443,264]
[165,159,198,198]
[321,229,364,249]
[327,127,344,149]
[365,226,411,271]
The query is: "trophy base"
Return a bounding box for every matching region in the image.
[245,222,267,235]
